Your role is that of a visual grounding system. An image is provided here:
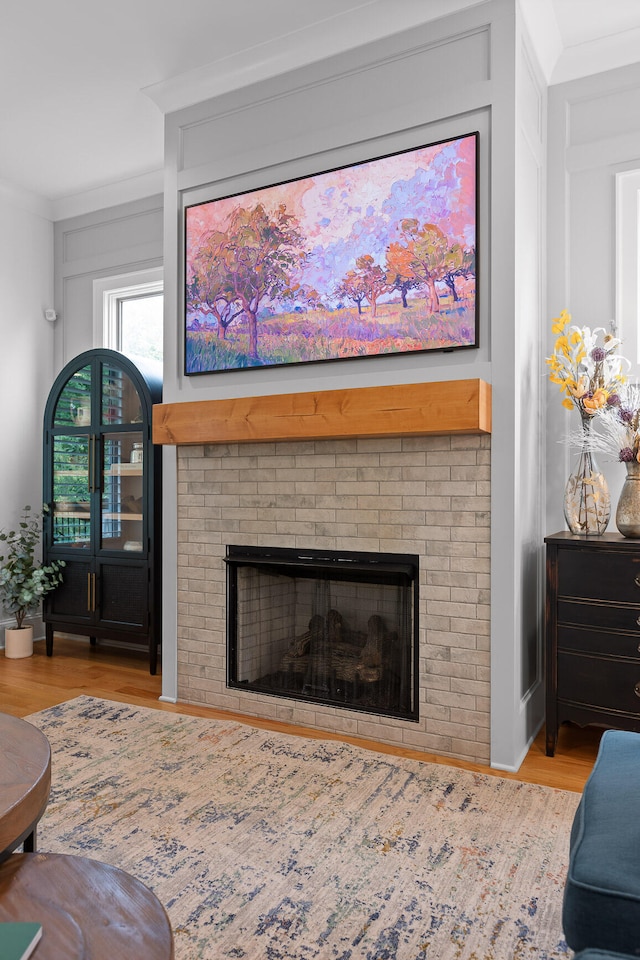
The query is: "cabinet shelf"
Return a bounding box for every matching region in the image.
[108,464,143,476]
[103,512,143,521]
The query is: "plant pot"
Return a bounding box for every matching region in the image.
[4,624,34,659]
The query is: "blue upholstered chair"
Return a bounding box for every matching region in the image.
[563,729,640,956]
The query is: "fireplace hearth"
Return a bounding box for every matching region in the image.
[226,545,419,721]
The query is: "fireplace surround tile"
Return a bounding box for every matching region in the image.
[176,433,491,763]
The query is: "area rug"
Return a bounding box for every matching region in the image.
[26,696,578,959]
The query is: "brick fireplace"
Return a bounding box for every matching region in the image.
[155,380,492,764]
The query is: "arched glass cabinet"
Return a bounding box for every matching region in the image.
[42,349,162,673]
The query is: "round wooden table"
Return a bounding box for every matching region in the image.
[0,713,51,861]
[0,853,174,958]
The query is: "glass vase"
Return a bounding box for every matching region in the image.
[616,460,640,538]
[563,414,611,536]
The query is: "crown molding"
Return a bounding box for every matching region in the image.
[551,26,640,85]
[50,169,164,222]
[143,0,484,115]
[0,178,54,221]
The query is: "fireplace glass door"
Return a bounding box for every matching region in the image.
[226,545,418,721]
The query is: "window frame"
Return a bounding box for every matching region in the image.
[93,267,163,353]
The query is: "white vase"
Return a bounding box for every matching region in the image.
[4,624,34,659]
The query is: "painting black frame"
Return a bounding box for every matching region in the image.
[184,131,478,376]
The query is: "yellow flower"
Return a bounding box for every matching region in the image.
[567,376,589,399]
[583,389,608,413]
[551,310,571,335]
[547,311,629,419]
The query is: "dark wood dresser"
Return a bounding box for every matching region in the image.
[545,531,640,756]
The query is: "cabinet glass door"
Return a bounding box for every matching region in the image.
[102,362,143,426]
[101,432,144,552]
[51,434,91,548]
[53,364,92,427]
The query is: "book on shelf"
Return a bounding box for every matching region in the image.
[0,922,43,960]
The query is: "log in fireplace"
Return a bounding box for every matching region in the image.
[225,545,419,721]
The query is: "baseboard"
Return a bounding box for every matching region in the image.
[490,719,543,774]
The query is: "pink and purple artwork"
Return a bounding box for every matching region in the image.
[184,131,477,374]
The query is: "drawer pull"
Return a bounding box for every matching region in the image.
[635,683,640,699]
[636,615,640,627]
[636,576,640,588]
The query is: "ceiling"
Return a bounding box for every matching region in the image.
[2,0,640,219]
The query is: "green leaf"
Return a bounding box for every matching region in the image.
[0,505,65,627]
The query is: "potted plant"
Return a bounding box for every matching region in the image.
[0,505,65,658]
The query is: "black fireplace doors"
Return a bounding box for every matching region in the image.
[226,545,419,721]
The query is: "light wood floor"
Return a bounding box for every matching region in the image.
[0,636,602,794]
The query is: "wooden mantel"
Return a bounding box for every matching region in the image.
[152,378,491,446]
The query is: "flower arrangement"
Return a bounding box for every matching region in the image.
[586,382,640,463]
[547,309,632,536]
[546,309,628,418]
[0,505,65,629]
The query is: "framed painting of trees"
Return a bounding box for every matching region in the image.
[184,131,478,374]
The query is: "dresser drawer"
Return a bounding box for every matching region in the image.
[558,549,640,603]
[558,599,640,633]
[558,651,640,714]
[558,625,640,659]
[545,534,640,756]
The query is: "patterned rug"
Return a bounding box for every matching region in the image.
[26,696,578,959]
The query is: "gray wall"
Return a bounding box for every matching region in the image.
[482,4,548,769]
[547,62,640,533]
[53,194,163,374]
[0,185,55,641]
[160,0,547,770]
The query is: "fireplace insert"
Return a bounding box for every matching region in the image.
[225,545,419,721]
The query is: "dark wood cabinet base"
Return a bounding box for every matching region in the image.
[44,622,159,674]
[545,532,640,756]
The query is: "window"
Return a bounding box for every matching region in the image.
[117,293,163,362]
[93,268,163,362]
